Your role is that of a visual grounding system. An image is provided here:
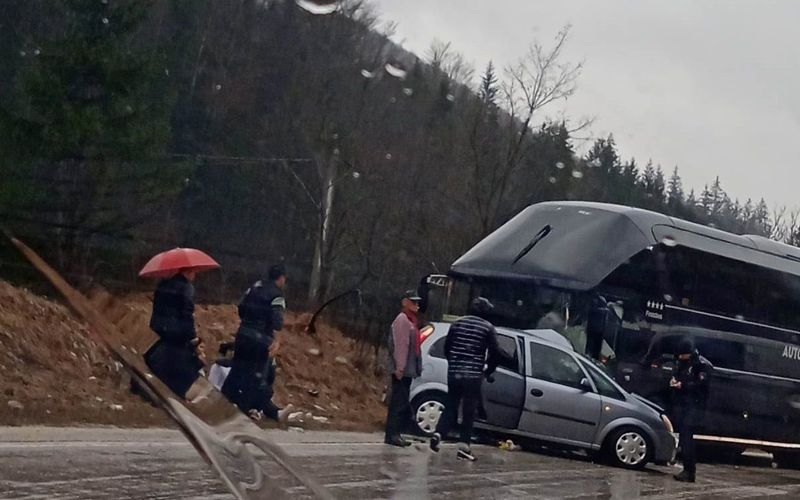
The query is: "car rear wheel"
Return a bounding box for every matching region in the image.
[411,391,447,436]
[605,426,652,470]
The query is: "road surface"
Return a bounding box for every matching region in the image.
[1,427,799,499]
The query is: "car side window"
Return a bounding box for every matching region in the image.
[579,359,625,401]
[529,342,585,389]
[429,337,446,359]
[496,334,521,373]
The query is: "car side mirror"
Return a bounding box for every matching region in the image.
[580,378,592,392]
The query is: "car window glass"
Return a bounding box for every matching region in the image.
[429,337,446,359]
[579,359,625,400]
[496,334,520,373]
[529,342,585,389]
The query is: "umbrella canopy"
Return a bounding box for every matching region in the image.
[139,248,220,279]
[451,202,663,290]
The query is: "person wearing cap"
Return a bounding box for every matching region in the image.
[670,337,713,483]
[430,297,508,461]
[384,290,424,447]
[222,264,294,424]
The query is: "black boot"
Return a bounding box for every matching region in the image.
[384,436,411,448]
[673,469,695,483]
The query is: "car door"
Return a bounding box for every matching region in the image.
[479,334,525,429]
[518,339,603,446]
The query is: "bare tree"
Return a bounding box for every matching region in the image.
[466,24,584,236]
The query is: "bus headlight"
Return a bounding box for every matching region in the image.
[661,414,674,433]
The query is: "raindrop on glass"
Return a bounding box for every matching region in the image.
[591,158,602,168]
[352,171,361,179]
[101,0,109,4]
[360,69,375,79]
[164,68,170,76]
[215,84,222,91]
[332,133,339,140]
[102,17,109,24]
[555,161,565,170]
[385,154,392,160]
[516,300,524,307]
[332,148,340,156]
[663,294,673,302]
[125,105,133,113]
[708,223,718,229]
[19,51,26,57]
[661,236,678,247]
[295,0,341,15]
[735,314,744,321]
[389,97,397,103]
[402,87,414,96]
[549,176,557,184]
[446,93,455,102]
[572,170,584,179]
[385,63,407,80]
[34,49,41,56]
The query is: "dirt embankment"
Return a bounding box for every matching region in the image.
[0,280,387,431]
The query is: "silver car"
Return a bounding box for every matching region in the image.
[410,323,677,469]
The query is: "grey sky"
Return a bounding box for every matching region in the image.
[372,0,800,209]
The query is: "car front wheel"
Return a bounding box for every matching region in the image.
[605,426,653,470]
[411,391,447,436]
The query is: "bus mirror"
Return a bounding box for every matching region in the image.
[426,274,450,287]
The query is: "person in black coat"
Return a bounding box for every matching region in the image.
[222,264,294,423]
[144,269,204,399]
[671,337,713,483]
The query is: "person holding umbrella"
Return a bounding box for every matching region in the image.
[139,248,219,400]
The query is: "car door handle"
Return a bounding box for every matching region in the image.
[530,389,544,397]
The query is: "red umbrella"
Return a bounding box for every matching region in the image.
[139,248,220,279]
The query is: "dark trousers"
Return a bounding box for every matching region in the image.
[436,375,482,445]
[678,421,697,476]
[385,376,413,440]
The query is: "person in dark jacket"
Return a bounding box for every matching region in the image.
[144,269,204,399]
[222,264,293,423]
[671,337,713,483]
[384,290,423,447]
[430,297,507,461]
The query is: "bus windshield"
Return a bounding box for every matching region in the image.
[445,277,618,361]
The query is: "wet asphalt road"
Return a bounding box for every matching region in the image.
[1,428,799,499]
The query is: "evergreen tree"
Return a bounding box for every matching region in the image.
[0,0,176,271]
[667,166,684,209]
[479,61,498,108]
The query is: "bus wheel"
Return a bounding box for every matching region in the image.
[773,451,800,469]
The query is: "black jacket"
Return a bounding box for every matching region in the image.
[238,280,285,338]
[149,274,196,345]
[673,353,713,409]
[444,315,504,379]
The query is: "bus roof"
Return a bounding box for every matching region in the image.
[451,201,800,290]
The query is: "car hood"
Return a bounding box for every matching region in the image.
[630,392,665,414]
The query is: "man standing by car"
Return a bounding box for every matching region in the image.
[430,297,506,461]
[384,290,423,447]
[671,337,713,483]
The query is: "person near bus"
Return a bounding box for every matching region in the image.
[222,264,293,424]
[671,337,713,483]
[384,290,423,447]
[429,297,507,461]
[145,268,205,399]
